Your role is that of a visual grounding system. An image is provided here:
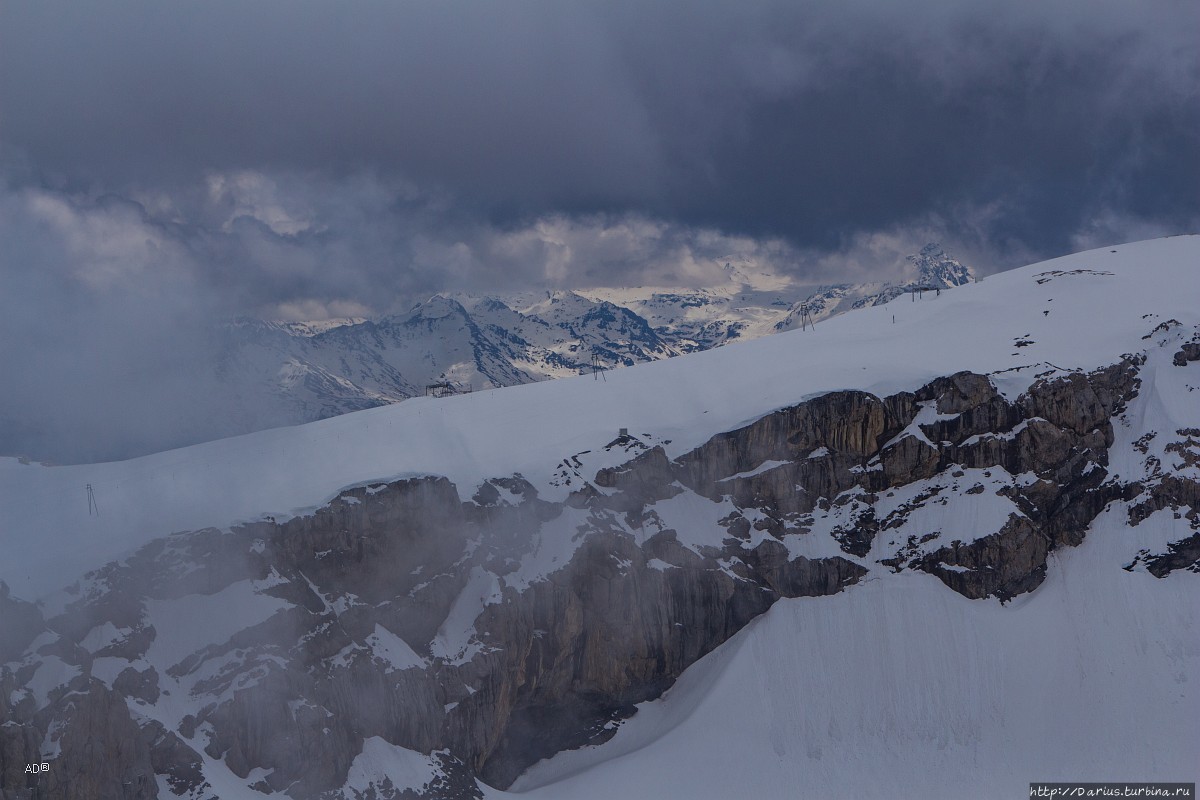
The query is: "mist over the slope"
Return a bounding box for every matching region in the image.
[1,0,1196,463]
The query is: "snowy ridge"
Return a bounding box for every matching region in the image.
[2,236,1192,600]
[58,243,977,462]
[1,236,1198,800]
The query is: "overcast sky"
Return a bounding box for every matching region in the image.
[1,0,1197,460]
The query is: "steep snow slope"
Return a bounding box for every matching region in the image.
[507,337,1200,797]
[1,236,1196,601]
[509,520,1197,799]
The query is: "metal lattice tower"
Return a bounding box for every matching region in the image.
[591,352,607,381]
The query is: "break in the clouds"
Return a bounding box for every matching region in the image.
[0,0,1197,461]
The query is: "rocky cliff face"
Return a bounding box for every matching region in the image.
[3,347,1198,799]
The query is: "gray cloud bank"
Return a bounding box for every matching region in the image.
[1,0,1197,462]
[4,0,1196,253]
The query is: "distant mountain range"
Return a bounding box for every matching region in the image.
[216,243,974,428]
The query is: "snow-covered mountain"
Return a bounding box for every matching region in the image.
[215,290,683,423]
[2,236,1197,800]
[906,241,974,287]
[210,244,975,438]
[0,244,973,465]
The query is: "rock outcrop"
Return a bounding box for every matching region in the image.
[1172,342,1200,366]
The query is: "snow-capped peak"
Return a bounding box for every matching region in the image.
[403,294,470,321]
[906,242,974,288]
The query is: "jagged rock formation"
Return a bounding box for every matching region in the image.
[905,242,974,288]
[5,342,1197,799]
[1174,342,1200,366]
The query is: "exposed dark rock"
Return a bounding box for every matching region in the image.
[917,371,999,415]
[878,434,941,487]
[149,724,207,798]
[1129,475,1200,524]
[593,446,682,515]
[1144,534,1200,577]
[113,665,161,705]
[642,530,708,568]
[916,515,1050,600]
[829,501,879,557]
[0,684,43,798]
[675,390,899,493]
[39,682,157,800]
[1172,343,1200,366]
[1164,430,1200,470]
[744,544,867,598]
[1019,360,1139,436]
[459,527,862,788]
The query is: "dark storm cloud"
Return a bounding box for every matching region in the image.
[0,1,661,205]
[2,0,1196,259]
